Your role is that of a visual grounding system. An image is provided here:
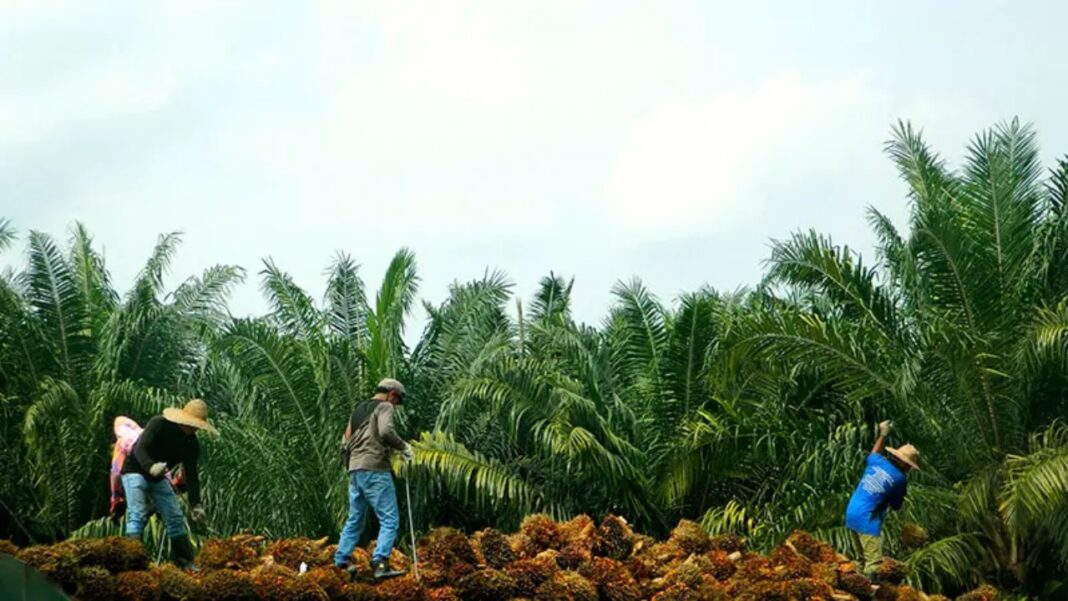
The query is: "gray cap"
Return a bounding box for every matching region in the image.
[376,378,407,397]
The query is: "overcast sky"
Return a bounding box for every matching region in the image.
[3,1,1068,334]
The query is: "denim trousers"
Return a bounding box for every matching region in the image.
[334,470,400,566]
[121,473,187,538]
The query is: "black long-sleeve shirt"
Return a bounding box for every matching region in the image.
[121,416,201,506]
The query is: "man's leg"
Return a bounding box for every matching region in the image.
[334,472,369,568]
[146,479,187,538]
[146,479,196,568]
[363,471,401,566]
[121,474,150,538]
[859,533,883,576]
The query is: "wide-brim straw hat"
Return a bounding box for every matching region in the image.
[887,444,920,471]
[163,399,219,436]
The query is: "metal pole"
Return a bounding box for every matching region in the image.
[404,477,419,580]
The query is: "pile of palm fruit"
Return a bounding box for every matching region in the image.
[0,515,1000,601]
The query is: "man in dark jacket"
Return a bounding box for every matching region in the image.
[122,399,218,570]
[334,378,414,579]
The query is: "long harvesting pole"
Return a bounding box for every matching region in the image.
[405,477,419,580]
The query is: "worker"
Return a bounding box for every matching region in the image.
[121,399,218,570]
[844,420,920,575]
[335,378,415,580]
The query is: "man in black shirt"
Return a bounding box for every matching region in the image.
[121,399,218,570]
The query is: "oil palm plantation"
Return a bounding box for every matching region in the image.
[2,118,1068,597]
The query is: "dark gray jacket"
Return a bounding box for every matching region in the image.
[341,399,406,473]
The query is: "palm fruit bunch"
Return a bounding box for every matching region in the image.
[198,534,265,571]
[705,550,737,581]
[594,514,635,560]
[304,566,347,599]
[342,582,383,601]
[375,575,428,601]
[201,569,258,601]
[248,560,328,601]
[152,563,205,601]
[456,567,517,600]
[417,526,480,586]
[17,542,82,592]
[0,539,18,556]
[838,571,875,601]
[873,557,910,585]
[956,584,1001,601]
[265,536,333,570]
[116,570,163,601]
[785,530,838,564]
[668,520,710,556]
[472,527,514,568]
[506,550,562,596]
[707,532,747,554]
[579,556,642,601]
[533,570,598,601]
[426,586,460,601]
[74,565,118,601]
[899,522,930,550]
[521,513,566,553]
[71,537,150,573]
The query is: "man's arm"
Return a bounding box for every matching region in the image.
[132,417,163,471]
[872,420,892,454]
[375,403,407,451]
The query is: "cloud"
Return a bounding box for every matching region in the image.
[604,73,876,237]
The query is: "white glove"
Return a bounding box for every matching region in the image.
[149,462,168,478]
[190,505,206,524]
[402,444,415,463]
[878,420,893,437]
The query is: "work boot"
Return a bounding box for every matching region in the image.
[372,559,407,580]
[170,535,198,572]
[335,562,359,580]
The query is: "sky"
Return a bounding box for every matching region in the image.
[3,1,1068,335]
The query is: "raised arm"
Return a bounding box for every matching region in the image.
[872,420,892,454]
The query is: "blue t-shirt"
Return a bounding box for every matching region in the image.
[845,453,907,536]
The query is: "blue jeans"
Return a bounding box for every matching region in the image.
[121,473,187,538]
[334,470,400,566]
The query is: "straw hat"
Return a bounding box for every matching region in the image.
[887,444,920,471]
[163,399,219,435]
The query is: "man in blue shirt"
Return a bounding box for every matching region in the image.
[844,420,920,575]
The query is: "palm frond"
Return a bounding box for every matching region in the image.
[406,431,551,519]
[23,231,92,384]
[324,252,369,344]
[905,533,983,592]
[0,218,15,252]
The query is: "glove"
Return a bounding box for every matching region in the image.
[190,505,206,524]
[149,462,168,478]
[402,444,415,463]
[878,420,893,437]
